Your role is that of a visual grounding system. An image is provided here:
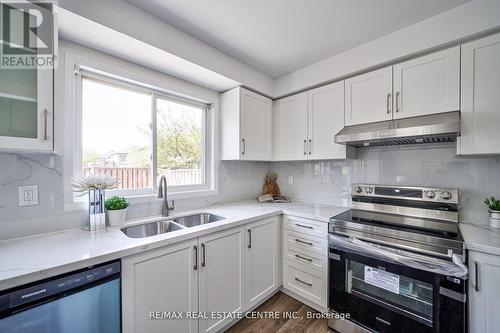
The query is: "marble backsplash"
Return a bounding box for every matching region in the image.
[0,153,270,240]
[271,144,500,225]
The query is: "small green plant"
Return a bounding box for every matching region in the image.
[105,196,129,211]
[484,196,500,211]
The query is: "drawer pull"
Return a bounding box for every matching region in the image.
[295,223,313,229]
[295,277,312,287]
[295,254,313,262]
[295,238,313,246]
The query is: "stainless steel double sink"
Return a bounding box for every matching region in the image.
[121,213,225,238]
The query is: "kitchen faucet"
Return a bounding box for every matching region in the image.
[157,175,175,217]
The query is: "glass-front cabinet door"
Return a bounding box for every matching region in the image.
[0,3,53,151]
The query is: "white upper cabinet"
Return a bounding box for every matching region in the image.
[393,47,460,119]
[345,67,393,126]
[220,87,272,160]
[307,81,350,160]
[273,92,309,161]
[198,227,246,333]
[460,33,500,155]
[246,217,280,309]
[0,5,53,152]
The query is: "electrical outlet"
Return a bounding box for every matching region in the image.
[288,176,294,185]
[18,185,39,207]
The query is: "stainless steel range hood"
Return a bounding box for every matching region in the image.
[334,111,460,147]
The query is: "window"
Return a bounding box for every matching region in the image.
[78,68,211,197]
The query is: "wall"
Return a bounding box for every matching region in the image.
[271,144,500,225]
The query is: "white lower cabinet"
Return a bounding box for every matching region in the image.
[198,227,246,333]
[122,217,282,333]
[468,250,500,333]
[245,217,280,309]
[122,239,199,333]
[281,215,328,309]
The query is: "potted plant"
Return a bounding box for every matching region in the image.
[484,196,500,228]
[105,196,129,227]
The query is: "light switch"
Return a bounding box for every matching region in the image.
[18,185,39,206]
[288,176,294,185]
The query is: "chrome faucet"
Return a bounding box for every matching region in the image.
[157,175,175,217]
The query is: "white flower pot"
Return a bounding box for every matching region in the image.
[489,210,500,229]
[107,208,127,227]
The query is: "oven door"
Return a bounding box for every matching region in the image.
[329,247,465,333]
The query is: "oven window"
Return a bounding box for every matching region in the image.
[348,260,433,323]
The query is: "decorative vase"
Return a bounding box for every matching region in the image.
[489,210,500,228]
[107,208,127,227]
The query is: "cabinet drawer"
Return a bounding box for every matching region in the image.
[284,229,327,256]
[284,262,327,308]
[284,215,327,238]
[285,245,327,273]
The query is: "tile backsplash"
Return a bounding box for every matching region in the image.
[272,144,500,225]
[0,153,270,240]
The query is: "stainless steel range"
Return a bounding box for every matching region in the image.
[328,184,467,333]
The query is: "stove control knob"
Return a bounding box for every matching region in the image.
[365,187,374,194]
[424,190,436,199]
[354,186,363,194]
[440,191,452,200]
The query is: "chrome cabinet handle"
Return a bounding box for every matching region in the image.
[295,238,313,246]
[295,277,312,287]
[308,139,312,155]
[295,223,313,229]
[303,140,307,155]
[43,109,48,140]
[295,254,313,262]
[247,229,252,249]
[193,245,198,270]
[396,91,400,112]
[474,261,479,292]
[241,138,246,155]
[201,243,206,267]
[386,94,391,114]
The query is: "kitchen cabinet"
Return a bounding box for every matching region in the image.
[0,4,53,152]
[307,82,352,160]
[199,227,246,333]
[122,239,199,333]
[274,83,350,161]
[345,67,393,126]
[273,92,308,161]
[468,250,500,333]
[245,217,280,309]
[393,47,459,119]
[282,215,328,310]
[220,87,272,160]
[345,46,460,126]
[459,33,500,155]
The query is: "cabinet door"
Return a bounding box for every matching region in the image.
[122,240,199,333]
[240,88,272,160]
[393,47,459,119]
[273,92,308,160]
[468,251,500,333]
[199,227,246,333]
[246,217,279,309]
[0,4,53,151]
[307,81,348,160]
[460,33,500,155]
[345,67,392,126]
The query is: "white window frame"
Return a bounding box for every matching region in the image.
[63,53,217,208]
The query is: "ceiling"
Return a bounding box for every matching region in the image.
[127,0,470,78]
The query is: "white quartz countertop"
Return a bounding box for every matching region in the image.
[460,223,500,256]
[0,201,348,291]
